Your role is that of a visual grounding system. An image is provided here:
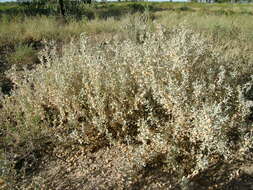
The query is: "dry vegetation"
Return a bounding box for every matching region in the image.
[1,2,253,189]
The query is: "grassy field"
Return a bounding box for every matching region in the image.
[1,2,253,189]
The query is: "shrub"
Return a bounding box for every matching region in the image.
[177,6,192,12]
[1,24,253,186]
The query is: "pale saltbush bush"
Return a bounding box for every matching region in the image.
[2,25,253,180]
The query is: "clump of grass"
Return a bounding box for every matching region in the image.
[7,44,38,70]
[1,23,253,188]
